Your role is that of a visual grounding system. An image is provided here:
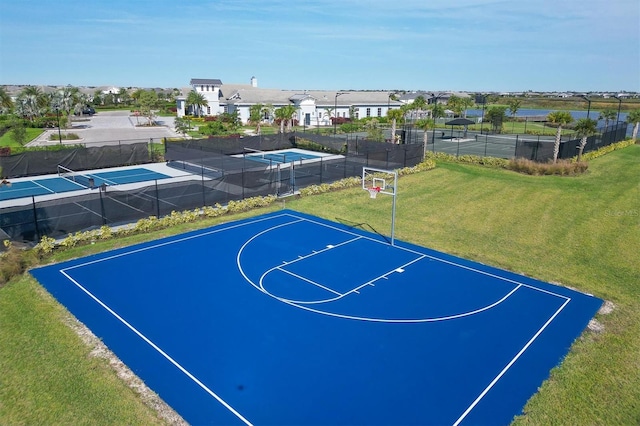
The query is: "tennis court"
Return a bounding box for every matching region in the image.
[31,210,602,425]
[0,167,170,202]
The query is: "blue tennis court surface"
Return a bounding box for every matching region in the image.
[31,210,602,425]
[244,149,323,164]
[0,167,170,201]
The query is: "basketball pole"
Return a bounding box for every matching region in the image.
[390,185,396,246]
[363,166,397,246]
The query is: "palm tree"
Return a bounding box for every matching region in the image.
[626,109,640,142]
[280,105,297,132]
[0,87,13,113]
[275,107,287,133]
[57,87,78,129]
[18,86,46,121]
[598,108,617,130]
[387,108,404,143]
[573,118,598,161]
[431,103,445,122]
[507,99,522,133]
[186,90,207,117]
[249,103,264,134]
[415,118,435,160]
[118,88,131,106]
[262,104,274,125]
[547,111,573,163]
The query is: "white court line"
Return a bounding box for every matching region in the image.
[63,212,292,271]
[55,211,579,424]
[277,267,343,296]
[31,180,58,193]
[453,297,571,426]
[284,213,571,301]
[58,269,253,426]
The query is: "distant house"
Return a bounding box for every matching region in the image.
[176,77,404,125]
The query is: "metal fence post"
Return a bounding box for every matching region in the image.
[31,195,40,241]
[99,187,107,225]
[154,180,160,218]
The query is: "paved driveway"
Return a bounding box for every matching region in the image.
[28,110,181,147]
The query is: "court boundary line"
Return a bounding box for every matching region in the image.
[236,215,568,323]
[58,269,253,426]
[287,213,571,300]
[453,297,571,426]
[55,211,583,424]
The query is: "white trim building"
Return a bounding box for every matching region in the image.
[176,77,404,125]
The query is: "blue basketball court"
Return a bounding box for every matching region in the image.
[0,167,170,201]
[31,210,602,425]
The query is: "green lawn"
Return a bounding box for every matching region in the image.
[0,128,44,148]
[0,146,638,424]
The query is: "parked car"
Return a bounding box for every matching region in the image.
[74,106,95,116]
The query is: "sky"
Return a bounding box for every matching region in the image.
[0,0,638,92]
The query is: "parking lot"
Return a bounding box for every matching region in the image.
[27,110,181,147]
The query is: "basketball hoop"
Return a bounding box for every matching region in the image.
[367,186,381,199]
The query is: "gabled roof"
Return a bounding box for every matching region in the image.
[219,84,404,107]
[190,78,222,86]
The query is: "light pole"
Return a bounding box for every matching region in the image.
[614,96,622,123]
[334,92,347,135]
[54,105,63,144]
[479,94,488,135]
[581,95,591,119]
[430,93,443,147]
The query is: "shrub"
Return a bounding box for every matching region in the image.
[48,133,80,141]
[507,158,588,175]
[574,139,635,162]
[424,152,509,168]
[30,195,279,257]
[0,247,27,287]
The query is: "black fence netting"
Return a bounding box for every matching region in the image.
[3,135,427,243]
[0,142,151,178]
[514,121,628,162]
[167,133,297,156]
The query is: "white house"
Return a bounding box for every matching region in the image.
[176,78,223,117]
[176,77,404,125]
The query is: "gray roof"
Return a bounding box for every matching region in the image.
[219,84,403,107]
[190,78,222,86]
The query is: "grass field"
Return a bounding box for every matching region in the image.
[0,128,44,148]
[0,146,638,424]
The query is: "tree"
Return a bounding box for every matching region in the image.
[249,103,264,134]
[137,90,159,126]
[0,87,13,114]
[186,90,207,117]
[10,118,27,145]
[54,87,78,129]
[387,108,404,143]
[573,118,598,161]
[118,88,131,106]
[598,108,617,130]
[547,111,573,163]
[174,116,191,137]
[415,118,435,160]
[458,97,474,118]
[447,95,464,117]
[365,118,384,142]
[507,98,522,133]
[16,86,46,121]
[626,109,640,142]
[282,105,297,132]
[431,103,445,122]
[275,107,287,133]
[485,106,508,134]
